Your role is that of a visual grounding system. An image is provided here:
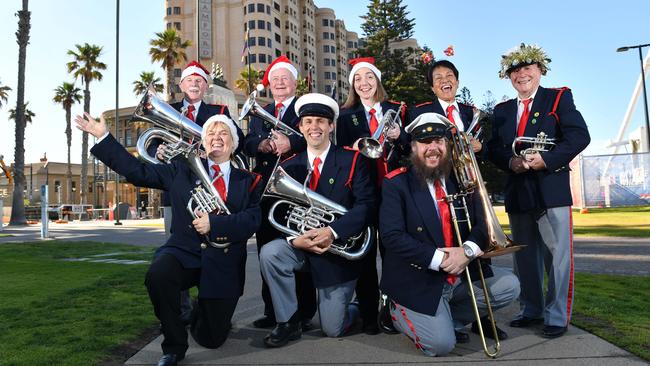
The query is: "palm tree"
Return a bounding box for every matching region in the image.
[235,68,261,95]
[0,80,11,109]
[53,82,82,204]
[8,103,35,123]
[9,0,30,226]
[133,71,164,97]
[149,29,191,101]
[67,43,106,207]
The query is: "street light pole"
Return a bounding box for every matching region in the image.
[617,43,650,150]
[114,0,122,226]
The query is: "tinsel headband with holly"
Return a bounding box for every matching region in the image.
[499,43,551,79]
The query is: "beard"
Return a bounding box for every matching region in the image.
[410,151,452,187]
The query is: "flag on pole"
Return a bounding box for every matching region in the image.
[330,82,337,100]
[241,29,250,63]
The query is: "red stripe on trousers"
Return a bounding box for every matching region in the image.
[566,206,575,326]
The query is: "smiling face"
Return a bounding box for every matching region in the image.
[353,67,379,105]
[179,75,208,104]
[509,64,542,99]
[299,116,333,151]
[413,137,448,170]
[269,68,297,102]
[431,65,459,103]
[202,122,233,163]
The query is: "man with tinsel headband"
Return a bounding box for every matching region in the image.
[487,43,590,339]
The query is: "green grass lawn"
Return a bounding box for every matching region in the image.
[495,205,650,237]
[572,273,650,361]
[0,241,157,366]
[0,233,12,237]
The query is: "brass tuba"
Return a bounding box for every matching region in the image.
[263,163,372,260]
[239,89,303,138]
[439,110,524,358]
[358,108,401,159]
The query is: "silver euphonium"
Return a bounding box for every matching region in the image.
[263,164,372,260]
[239,89,303,138]
[132,86,232,249]
[512,132,556,158]
[358,108,401,159]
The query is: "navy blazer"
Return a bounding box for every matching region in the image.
[336,101,409,173]
[379,168,491,315]
[92,134,262,299]
[408,99,474,131]
[243,98,307,182]
[278,145,376,288]
[487,86,590,213]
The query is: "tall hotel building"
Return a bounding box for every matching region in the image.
[164,0,361,104]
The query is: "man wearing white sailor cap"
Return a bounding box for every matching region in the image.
[379,112,519,356]
[259,93,376,347]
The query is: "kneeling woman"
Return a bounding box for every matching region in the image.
[75,112,261,366]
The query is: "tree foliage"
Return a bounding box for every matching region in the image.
[149,29,190,101]
[458,86,474,106]
[133,71,164,96]
[0,80,10,109]
[53,82,82,203]
[234,68,261,95]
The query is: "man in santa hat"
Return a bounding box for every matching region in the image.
[242,56,317,331]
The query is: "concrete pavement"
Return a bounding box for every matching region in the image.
[1,219,648,365]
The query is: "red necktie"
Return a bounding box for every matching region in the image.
[310,157,321,191]
[446,104,457,126]
[186,104,196,122]
[275,102,284,118]
[368,108,387,185]
[435,179,456,285]
[211,165,227,203]
[516,98,532,137]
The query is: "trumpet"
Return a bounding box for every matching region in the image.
[239,89,302,138]
[263,163,372,260]
[358,108,401,159]
[512,132,556,158]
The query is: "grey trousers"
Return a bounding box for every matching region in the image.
[390,266,519,356]
[509,206,574,327]
[260,238,358,337]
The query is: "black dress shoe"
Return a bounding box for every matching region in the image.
[301,319,314,332]
[264,321,302,347]
[253,315,277,329]
[509,316,544,328]
[378,307,398,334]
[472,316,509,340]
[455,330,470,343]
[158,353,182,366]
[363,322,380,335]
[542,325,567,338]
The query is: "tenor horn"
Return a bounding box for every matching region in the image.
[512,132,556,158]
[358,109,401,159]
[263,164,372,260]
[239,90,303,138]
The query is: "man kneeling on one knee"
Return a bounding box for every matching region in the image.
[379,112,520,356]
[260,93,376,347]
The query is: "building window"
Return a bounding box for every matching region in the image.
[275,18,281,27]
[259,54,267,63]
[275,33,281,43]
[258,20,265,29]
[174,68,181,77]
[256,3,264,12]
[325,85,332,93]
[248,3,255,13]
[331,45,336,53]
[268,38,272,48]
[330,32,334,39]
[250,54,257,63]
[323,45,329,53]
[258,37,266,46]
[324,72,331,80]
[166,22,172,29]
[329,20,334,27]
[347,41,353,48]
[249,37,256,46]
[331,59,336,67]
[166,7,171,15]
[274,2,280,11]
[323,32,328,39]
[173,7,181,15]
[267,21,271,30]
[322,19,328,27]
[324,59,330,66]
[126,128,133,147]
[248,20,255,29]
[174,22,181,30]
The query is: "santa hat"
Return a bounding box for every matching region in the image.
[201,114,240,152]
[180,60,210,83]
[348,57,381,85]
[259,56,298,88]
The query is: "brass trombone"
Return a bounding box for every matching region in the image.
[443,111,523,358]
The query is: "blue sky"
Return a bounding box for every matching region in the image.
[0,0,648,165]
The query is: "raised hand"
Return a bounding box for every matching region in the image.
[74,112,108,139]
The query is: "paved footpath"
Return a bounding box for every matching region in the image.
[1,220,648,365]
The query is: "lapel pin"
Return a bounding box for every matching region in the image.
[352,114,359,126]
[534,112,539,117]
[328,178,334,184]
[531,119,537,125]
[195,179,201,185]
